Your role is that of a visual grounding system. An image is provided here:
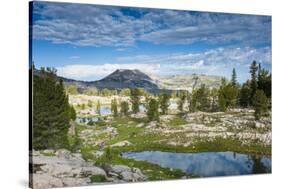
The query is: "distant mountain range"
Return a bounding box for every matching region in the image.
[35,68,223,93]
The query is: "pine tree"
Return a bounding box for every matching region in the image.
[177,93,186,112]
[147,98,159,121]
[111,98,118,117]
[191,84,210,112]
[218,83,239,111]
[130,88,141,114]
[250,60,258,101]
[253,90,268,120]
[69,105,76,120]
[88,100,93,108]
[231,68,237,86]
[33,67,74,150]
[120,101,129,116]
[96,100,101,115]
[239,81,252,108]
[257,66,271,98]
[159,93,170,115]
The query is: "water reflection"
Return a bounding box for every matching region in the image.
[122,151,271,177]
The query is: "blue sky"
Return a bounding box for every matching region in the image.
[31,1,272,82]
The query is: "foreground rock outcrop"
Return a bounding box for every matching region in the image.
[30,149,147,189]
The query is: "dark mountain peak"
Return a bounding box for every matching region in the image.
[102,69,152,82]
[92,69,158,92]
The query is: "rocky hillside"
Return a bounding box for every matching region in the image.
[57,69,222,93]
[152,74,222,92]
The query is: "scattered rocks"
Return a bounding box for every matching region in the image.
[110,140,133,147]
[111,165,147,182]
[92,150,104,158]
[136,123,145,128]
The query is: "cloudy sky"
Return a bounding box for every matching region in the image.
[31,1,272,82]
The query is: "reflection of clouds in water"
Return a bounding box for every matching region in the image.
[261,157,272,172]
[123,151,271,177]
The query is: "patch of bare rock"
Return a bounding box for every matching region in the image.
[31,149,147,188]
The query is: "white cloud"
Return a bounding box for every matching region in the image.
[32,2,271,47]
[56,47,271,82]
[57,63,161,80]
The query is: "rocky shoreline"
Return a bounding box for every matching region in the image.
[30,149,147,189]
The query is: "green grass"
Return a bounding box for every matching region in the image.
[90,175,107,182]
[168,116,187,127]
[41,151,55,156]
[73,113,271,182]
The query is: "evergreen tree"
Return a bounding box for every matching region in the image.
[239,81,252,108]
[147,98,159,121]
[120,88,131,96]
[100,88,111,96]
[130,88,141,114]
[111,98,118,117]
[257,66,271,98]
[191,84,210,112]
[120,101,129,116]
[159,93,170,115]
[81,104,86,109]
[250,60,258,101]
[88,100,93,108]
[69,105,76,120]
[218,83,239,111]
[177,93,186,112]
[65,85,79,95]
[33,67,74,150]
[218,93,227,112]
[231,68,237,86]
[96,100,101,115]
[253,90,268,120]
[210,88,219,112]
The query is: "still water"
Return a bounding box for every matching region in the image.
[122,151,271,177]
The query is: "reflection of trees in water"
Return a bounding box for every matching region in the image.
[249,155,269,174]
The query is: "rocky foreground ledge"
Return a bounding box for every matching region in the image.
[30,149,147,189]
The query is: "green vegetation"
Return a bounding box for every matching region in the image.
[120,101,129,116]
[97,100,101,115]
[159,93,170,115]
[65,84,79,95]
[218,81,239,111]
[33,61,271,182]
[191,84,210,112]
[253,90,269,120]
[177,93,186,112]
[231,68,237,86]
[111,98,118,117]
[33,66,76,150]
[168,116,187,127]
[90,175,107,182]
[147,98,159,121]
[130,88,141,114]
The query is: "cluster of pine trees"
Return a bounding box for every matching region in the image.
[110,88,170,122]
[108,61,271,122]
[177,61,271,120]
[32,66,76,150]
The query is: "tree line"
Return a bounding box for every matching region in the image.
[109,60,271,121]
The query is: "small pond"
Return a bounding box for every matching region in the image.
[100,106,111,115]
[75,117,99,124]
[122,151,271,177]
